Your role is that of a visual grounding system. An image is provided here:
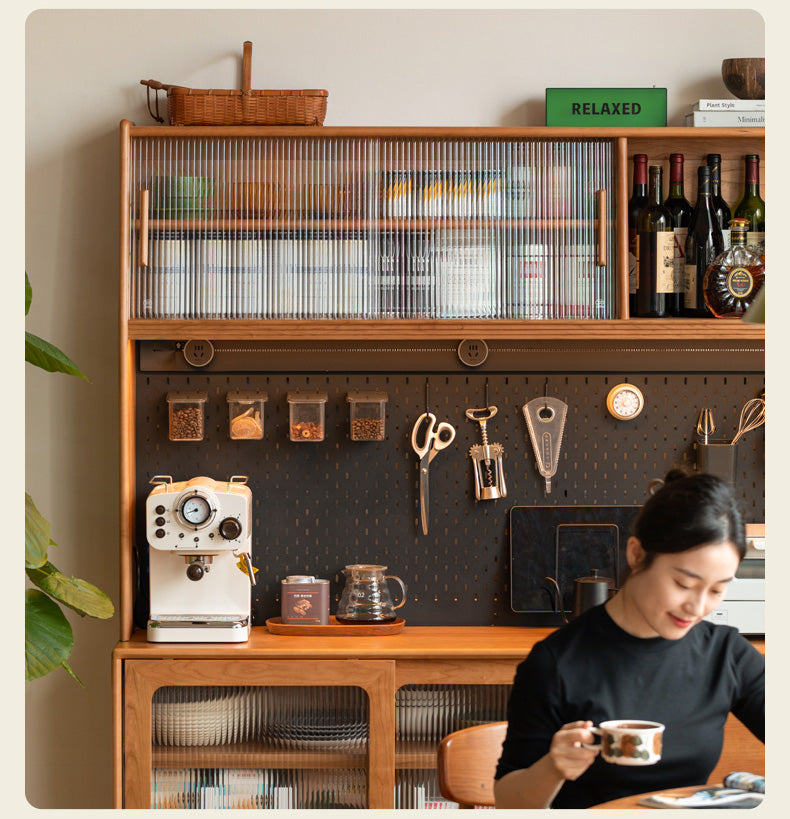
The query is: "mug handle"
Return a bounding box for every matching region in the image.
[386,575,407,610]
[580,726,603,750]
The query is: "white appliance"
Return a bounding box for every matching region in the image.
[704,523,765,635]
[146,475,255,642]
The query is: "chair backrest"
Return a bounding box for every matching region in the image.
[437,721,508,808]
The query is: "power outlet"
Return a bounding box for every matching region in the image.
[457,338,489,367]
[182,339,215,368]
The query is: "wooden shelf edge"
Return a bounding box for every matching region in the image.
[126,318,765,342]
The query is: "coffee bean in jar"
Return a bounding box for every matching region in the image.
[166,391,208,441]
[347,390,388,441]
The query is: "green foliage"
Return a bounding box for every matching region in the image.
[25,272,113,682]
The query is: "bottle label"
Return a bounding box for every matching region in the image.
[684,263,697,303]
[656,232,676,294]
[721,229,731,251]
[628,229,639,294]
[746,231,765,256]
[727,268,755,298]
[672,228,688,293]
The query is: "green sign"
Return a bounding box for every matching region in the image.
[546,88,667,127]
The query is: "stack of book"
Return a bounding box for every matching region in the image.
[685,99,764,127]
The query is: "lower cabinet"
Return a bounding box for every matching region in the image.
[114,630,764,809]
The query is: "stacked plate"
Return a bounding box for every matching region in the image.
[152,686,259,747]
[396,688,450,742]
[267,716,367,750]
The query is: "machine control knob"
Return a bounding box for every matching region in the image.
[155,516,166,526]
[155,528,166,539]
[219,517,243,540]
[155,505,166,515]
[186,562,205,581]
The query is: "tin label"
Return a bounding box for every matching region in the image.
[281,579,330,625]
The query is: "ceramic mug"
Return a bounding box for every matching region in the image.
[582,719,665,765]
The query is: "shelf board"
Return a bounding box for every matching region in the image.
[152,742,367,770]
[125,318,765,342]
[136,217,605,230]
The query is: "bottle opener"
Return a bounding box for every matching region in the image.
[523,396,568,494]
[465,406,507,500]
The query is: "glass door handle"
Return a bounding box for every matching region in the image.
[596,189,607,267]
[138,189,149,267]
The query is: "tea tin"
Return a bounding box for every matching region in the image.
[281,575,330,625]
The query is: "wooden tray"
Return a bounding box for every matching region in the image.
[265,616,405,636]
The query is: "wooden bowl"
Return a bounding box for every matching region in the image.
[721,58,765,100]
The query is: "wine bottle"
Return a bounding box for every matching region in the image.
[664,153,693,316]
[627,154,648,317]
[637,165,674,317]
[684,166,724,316]
[706,153,731,249]
[703,218,765,318]
[734,154,765,256]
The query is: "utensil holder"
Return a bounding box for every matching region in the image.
[696,441,737,484]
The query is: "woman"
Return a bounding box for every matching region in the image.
[494,469,764,809]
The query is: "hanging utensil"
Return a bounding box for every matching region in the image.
[465,381,507,501]
[696,407,716,444]
[730,397,765,445]
[523,387,568,495]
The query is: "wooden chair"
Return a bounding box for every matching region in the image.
[437,721,508,808]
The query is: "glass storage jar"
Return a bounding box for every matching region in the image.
[227,390,267,440]
[287,391,328,441]
[347,390,388,441]
[166,391,208,441]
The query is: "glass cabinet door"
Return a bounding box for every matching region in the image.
[123,659,395,809]
[126,134,616,321]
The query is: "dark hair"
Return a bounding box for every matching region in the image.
[631,468,746,568]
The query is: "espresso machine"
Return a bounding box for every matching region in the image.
[145,475,255,642]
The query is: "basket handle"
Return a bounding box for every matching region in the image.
[140,79,164,123]
[242,41,252,93]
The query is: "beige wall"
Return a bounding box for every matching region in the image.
[24,7,765,809]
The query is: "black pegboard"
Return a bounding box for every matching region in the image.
[134,369,764,628]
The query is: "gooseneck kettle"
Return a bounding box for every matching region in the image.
[545,569,614,623]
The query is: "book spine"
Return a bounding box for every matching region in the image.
[685,111,765,127]
[696,99,765,111]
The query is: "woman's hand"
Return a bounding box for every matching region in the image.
[548,720,599,781]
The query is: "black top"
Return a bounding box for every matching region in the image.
[494,605,764,808]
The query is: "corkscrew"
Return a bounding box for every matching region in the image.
[465,385,507,501]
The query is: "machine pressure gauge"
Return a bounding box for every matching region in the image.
[176,491,217,529]
[606,383,645,421]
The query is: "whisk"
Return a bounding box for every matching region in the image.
[730,397,765,445]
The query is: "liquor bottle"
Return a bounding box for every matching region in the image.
[734,154,765,256]
[664,153,693,316]
[627,154,648,316]
[703,218,765,318]
[706,153,731,249]
[637,165,674,317]
[684,166,723,316]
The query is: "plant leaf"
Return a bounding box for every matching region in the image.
[26,561,115,619]
[25,589,81,684]
[25,493,50,569]
[25,331,89,380]
[25,271,32,316]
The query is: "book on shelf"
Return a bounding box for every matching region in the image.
[685,110,765,127]
[693,99,765,111]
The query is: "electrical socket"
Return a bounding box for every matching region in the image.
[183,339,215,368]
[457,338,489,367]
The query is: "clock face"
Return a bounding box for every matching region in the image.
[179,494,213,526]
[606,384,645,420]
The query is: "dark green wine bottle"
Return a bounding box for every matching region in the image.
[637,165,674,317]
[628,154,648,317]
[664,153,693,316]
[734,154,765,256]
[706,153,731,248]
[684,166,723,316]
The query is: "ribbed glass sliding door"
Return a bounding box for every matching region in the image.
[127,134,615,320]
[150,685,368,809]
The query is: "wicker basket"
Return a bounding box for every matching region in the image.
[140,41,328,126]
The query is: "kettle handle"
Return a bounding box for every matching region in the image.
[544,576,569,624]
[385,575,408,610]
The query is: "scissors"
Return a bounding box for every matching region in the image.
[411,412,456,535]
